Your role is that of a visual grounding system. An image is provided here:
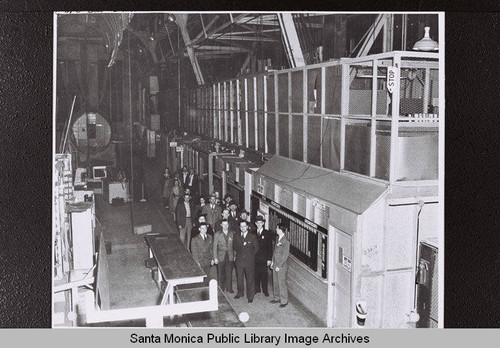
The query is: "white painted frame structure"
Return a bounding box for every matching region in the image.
[184,50,439,185]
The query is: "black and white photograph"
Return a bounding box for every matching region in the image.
[52,12,443,329]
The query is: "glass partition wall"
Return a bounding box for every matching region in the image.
[184,51,439,183]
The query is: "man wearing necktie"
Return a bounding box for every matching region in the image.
[227,200,239,231]
[181,166,189,187]
[176,191,195,250]
[254,215,275,297]
[191,223,214,285]
[202,194,222,229]
[213,219,235,293]
[270,224,290,308]
[233,220,259,303]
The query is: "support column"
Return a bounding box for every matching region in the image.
[87,46,99,109]
[383,14,394,53]
[278,13,305,68]
[323,15,347,60]
[176,14,205,85]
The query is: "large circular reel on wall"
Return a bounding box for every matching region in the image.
[71,111,112,154]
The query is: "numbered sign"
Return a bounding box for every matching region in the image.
[387,66,398,94]
[342,255,352,273]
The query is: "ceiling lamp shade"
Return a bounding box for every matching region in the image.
[413,27,439,51]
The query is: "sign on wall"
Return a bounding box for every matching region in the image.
[387,66,399,94]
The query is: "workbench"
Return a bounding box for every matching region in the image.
[144,234,206,306]
[175,287,245,327]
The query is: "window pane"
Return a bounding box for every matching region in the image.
[291,115,303,161]
[257,76,264,111]
[322,117,340,170]
[307,116,321,165]
[279,113,289,157]
[291,71,303,113]
[395,124,438,181]
[267,75,275,112]
[248,111,255,149]
[344,120,371,175]
[267,112,276,154]
[258,112,265,152]
[278,74,288,113]
[375,121,391,181]
[241,109,246,146]
[248,78,254,112]
[308,68,321,114]
[325,66,341,115]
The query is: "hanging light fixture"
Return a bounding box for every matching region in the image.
[167,14,176,22]
[413,26,438,51]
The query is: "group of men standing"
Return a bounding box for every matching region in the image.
[175,188,290,308]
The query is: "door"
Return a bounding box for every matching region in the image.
[328,226,352,328]
[250,194,260,222]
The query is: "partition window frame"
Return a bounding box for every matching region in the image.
[223,81,228,142]
[183,51,438,184]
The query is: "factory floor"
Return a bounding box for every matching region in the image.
[93,154,324,328]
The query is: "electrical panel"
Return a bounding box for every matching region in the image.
[416,239,438,328]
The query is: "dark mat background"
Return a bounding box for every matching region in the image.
[1,4,499,328]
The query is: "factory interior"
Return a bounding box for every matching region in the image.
[53,12,441,328]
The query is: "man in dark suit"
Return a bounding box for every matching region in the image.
[190,223,214,285]
[227,200,240,231]
[254,215,275,297]
[191,214,214,242]
[176,190,195,250]
[233,220,259,303]
[212,219,235,293]
[239,210,256,235]
[223,193,233,209]
[270,224,290,308]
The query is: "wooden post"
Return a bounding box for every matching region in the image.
[275,73,279,155]
[303,69,308,162]
[320,66,326,167]
[340,64,350,170]
[389,54,401,183]
[254,76,258,150]
[263,75,268,153]
[370,59,378,177]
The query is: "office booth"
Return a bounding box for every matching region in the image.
[220,155,260,209]
[252,155,439,328]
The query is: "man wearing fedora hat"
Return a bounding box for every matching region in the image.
[254,215,275,297]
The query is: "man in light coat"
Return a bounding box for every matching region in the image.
[190,222,214,285]
[176,190,194,249]
[213,219,235,293]
[202,193,222,230]
[270,223,290,308]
